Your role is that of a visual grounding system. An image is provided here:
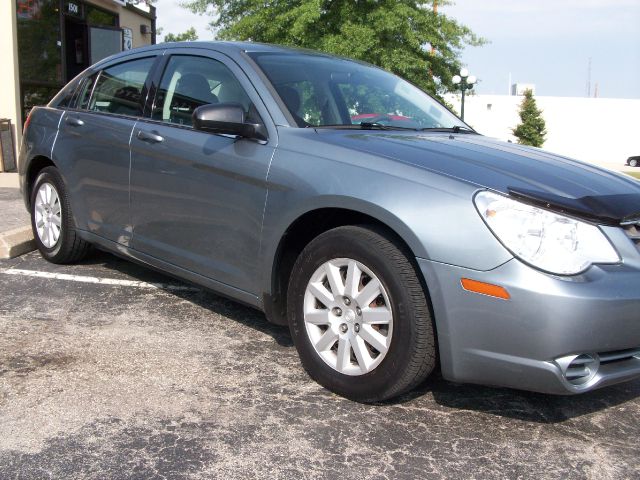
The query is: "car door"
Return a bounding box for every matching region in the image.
[53,54,157,246]
[129,50,277,295]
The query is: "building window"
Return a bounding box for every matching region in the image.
[16,0,62,85]
[16,0,63,122]
[85,4,117,27]
[14,0,155,124]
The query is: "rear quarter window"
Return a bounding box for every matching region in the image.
[49,77,83,109]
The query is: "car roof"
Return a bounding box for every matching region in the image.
[91,41,363,71]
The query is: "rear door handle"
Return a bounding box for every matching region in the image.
[137,130,164,144]
[65,117,84,127]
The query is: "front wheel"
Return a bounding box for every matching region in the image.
[287,225,436,402]
[630,158,638,168]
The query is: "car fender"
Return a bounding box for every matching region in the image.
[259,138,513,298]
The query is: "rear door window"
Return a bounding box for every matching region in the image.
[88,57,155,117]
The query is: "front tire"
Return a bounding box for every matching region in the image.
[30,167,91,264]
[287,225,436,402]
[630,159,638,168]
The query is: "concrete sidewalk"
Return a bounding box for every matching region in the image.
[0,174,34,259]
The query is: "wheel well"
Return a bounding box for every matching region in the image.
[26,156,56,206]
[265,208,418,326]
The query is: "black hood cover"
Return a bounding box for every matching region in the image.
[508,188,640,226]
[313,130,640,227]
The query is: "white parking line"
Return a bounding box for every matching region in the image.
[2,268,199,292]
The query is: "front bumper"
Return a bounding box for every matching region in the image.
[418,255,640,394]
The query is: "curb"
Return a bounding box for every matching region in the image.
[0,226,35,259]
[0,173,20,188]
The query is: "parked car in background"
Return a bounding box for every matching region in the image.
[18,42,640,402]
[350,113,420,129]
[627,156,640,167]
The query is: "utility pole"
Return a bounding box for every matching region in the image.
[429,1,438,76]
[586,57,592,97]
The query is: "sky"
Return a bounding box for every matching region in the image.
[154,0,640,99]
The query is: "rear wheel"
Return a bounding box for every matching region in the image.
[630,158,638,167]
[30,167,91,264]
[287,225,436,402]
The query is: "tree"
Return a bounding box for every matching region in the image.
[512,90,547,147]
[184,0,484,97]
[163,27,199,42]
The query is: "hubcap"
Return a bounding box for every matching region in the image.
[34,182,62,248]
[303,258,393,376]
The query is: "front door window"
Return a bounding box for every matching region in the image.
[151,55,257,127]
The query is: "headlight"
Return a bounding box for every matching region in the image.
[474,191,620,275]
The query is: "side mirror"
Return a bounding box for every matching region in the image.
[192,103,267,141]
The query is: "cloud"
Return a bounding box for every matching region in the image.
[154,0,215,41]
[445,0,640,38]
[450,0,640,13]
[444,0,640,98]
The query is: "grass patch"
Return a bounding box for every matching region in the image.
[626,171,640,179]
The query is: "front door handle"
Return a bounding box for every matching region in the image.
[65,117,84,127]
[137,130,164,144]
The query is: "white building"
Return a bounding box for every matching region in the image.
[445,93,640,172]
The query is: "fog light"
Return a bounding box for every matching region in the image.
[555,353,599,387]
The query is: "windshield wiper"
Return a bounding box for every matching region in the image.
[314,123,418,131]
[360,122,420,131]
[420,125,477,134]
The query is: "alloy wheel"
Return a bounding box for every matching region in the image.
[34,182,62,248]
[303,258,393,376]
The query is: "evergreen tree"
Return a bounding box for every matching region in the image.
[184,0,484,97]
[512,90,547,147]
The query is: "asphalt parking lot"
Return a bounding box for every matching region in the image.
[1,250,639,479]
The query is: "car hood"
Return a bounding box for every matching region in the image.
[316,130,640,225]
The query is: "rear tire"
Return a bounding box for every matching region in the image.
[287,225,436,402]
[630,159,638,167]
[30,167,91,264]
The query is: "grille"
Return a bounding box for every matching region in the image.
[599,348,640,363]
[623,223,640,252]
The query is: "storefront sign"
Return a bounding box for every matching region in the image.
[122,28,133,50]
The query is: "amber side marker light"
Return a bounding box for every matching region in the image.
[461,278,511,300]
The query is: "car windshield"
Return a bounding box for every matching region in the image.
[248,51,466,130]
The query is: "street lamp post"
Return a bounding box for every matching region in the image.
[452,68,476,121]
